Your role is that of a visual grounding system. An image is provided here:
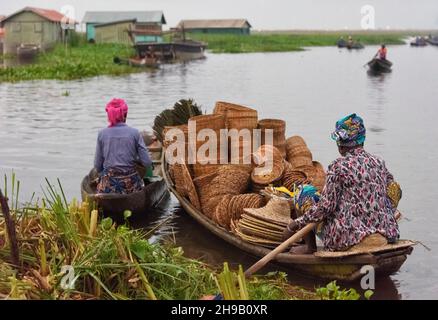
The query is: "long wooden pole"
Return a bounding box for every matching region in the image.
[0,189,20,268]
[244,223,316,277]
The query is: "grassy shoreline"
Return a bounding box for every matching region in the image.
[0,32,410,82]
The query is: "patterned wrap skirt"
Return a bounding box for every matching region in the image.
[97,168,144,194]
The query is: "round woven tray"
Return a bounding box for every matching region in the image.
[253,145,284,166]
[251,160,284,185]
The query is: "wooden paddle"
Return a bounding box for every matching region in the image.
[244,223,316,277]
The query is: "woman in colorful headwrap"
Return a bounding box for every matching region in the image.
[94,98,152,194]
[283,113,402,252]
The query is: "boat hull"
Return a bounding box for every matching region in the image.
[368,58,392,73]
[81,172,169,219]
[135,41,207,62]
[162,157,412,281]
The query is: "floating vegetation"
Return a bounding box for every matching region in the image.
[0,44,139,83]
[189,32,408,53]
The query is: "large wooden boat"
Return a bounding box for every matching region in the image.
[134,40,207,62]
[162,156,414,281]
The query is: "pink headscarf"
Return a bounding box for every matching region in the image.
[105,98,128,127]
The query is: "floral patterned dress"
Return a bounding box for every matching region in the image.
[295,147,400,251]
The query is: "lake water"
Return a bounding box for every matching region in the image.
[1,44,438,299]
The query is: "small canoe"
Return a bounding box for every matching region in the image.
[81,147,169,219]
[337,39,347,48]
[347,42,364,50]
[367,58,392,73]
[426,38,438,46]
[410,39,427,47]
[162,157,414,281]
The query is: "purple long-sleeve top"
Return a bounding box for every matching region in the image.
[94,123,152,173]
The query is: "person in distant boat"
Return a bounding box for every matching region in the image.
[94,98,152,194]
[283,114,401,253]
[347,35,353,46]
[376,44,387,60]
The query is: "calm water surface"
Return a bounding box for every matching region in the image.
[1,44,437,299]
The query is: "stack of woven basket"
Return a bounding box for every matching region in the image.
[193,166,261,227]
[231,199,291,248]
[258,119,286,159]
[285,136,326,192]
[214,101,258,166]
[189,114,227,178]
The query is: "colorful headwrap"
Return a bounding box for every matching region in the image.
[331,113,366,147]
[105,98,128,127]
[292,184,321,214]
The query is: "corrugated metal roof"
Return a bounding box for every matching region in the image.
[1,7,77,24]
[83,11,166,24]
[94,19,137,28]
[177,19,252,29]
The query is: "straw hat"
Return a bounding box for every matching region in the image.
[243,198,291,226]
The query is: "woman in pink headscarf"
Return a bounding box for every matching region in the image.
[94,98,152,194]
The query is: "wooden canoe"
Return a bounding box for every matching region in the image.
[368,58,392,73]
[81,147,169,219]
[162,156,413,281]
[346,42,364,50]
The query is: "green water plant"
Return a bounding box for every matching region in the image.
[0,176,315,300]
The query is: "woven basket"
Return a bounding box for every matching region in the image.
[311,161,326,192]
[213,194,233,229]
[253,145,284,166]
[286,136,307,148]
[202,195,223,219]
[214,101,258,130]
[228,193,265,221]
[251,161,284,186]
[282,169,309,191]
[172,163,201,210]
[191,163,225,178]
[189,114,225,131]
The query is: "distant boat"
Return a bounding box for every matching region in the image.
[410,37,428,47]
[337,39,347,48]
[346,42,364,50]
[426,36,438,46]
[134,40,207,62]
[367,58,392,73]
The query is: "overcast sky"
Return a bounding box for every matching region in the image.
[1,0,437,30]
